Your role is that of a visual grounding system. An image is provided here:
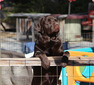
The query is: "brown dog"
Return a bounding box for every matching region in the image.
[32,16,69,85]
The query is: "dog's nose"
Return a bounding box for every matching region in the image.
[54,24,59,32]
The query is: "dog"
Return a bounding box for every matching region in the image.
[32,15,69,85]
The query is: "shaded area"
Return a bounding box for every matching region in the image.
[80,82,94,85]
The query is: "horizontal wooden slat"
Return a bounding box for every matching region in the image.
[0,56,94,66]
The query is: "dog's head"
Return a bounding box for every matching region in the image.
[35,16,60,37]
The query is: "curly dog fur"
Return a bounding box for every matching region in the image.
[32,16,69,85]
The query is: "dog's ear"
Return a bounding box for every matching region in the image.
[35,17,45,34]
[35,22,41,32]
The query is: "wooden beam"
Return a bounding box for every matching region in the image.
[0,56,94,66]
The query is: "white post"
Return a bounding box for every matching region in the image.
[59,18,65,43]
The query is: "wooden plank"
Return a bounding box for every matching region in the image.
[0,56,94,66]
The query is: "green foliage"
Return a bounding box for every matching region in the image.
[3,0,69,14]
[71,0,89,14]
[3,0,90,14]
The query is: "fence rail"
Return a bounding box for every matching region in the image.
[0,56,94,66]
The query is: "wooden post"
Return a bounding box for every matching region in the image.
[25,18,27,35]
[92,19,94,42]
[0,11,1,58]
[0,12,2,85]
[19,18,22,33]
[0,32,1,85]
[31,18,35,42]
[16,18,20,41]
[19,18,22,39]
[0,27,1,58]
[32,21,35,42]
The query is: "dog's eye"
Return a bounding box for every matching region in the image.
[48,19,51,22]
[55,19,57,22]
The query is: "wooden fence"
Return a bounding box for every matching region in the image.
[0,56,94,66]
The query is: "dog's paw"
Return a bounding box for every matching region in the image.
[61,51,70,67]
[39,54,50,70]
[61,55,68,68]
[61,62,68,68]
[64,51,70,57]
